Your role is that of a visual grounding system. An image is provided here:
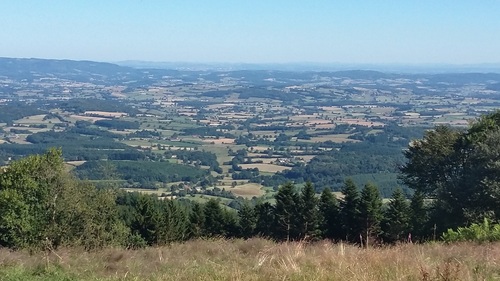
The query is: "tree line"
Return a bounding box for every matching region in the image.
[0,149,425,250]
[3,111,500,250]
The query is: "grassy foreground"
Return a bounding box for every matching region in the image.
[1,239,500,281]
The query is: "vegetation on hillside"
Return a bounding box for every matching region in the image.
[1,239,499,281]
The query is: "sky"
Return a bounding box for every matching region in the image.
[1,0,500,65]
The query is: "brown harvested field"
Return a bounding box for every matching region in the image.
[297,155,316,162]
[2,240,500,280]
[305,119,331,125]
[289,114,317,121]
[240,163,291,173]
[229,183,264,198]
[314,123,335,129]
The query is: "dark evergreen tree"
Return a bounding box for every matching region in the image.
[340,179,360,242]
[238,202,256,238]
[409,189,429,241]
[382,188,410,243]
[298,182,319,239]
[203,199,225,237]
[131,194,163,245]
[159,200,188,244]
[188,202,205,239]
[274,182,300,241]
[319,188,340,240]
[254,202,275,238]
[359,182,383,248]
[222,209,240,238]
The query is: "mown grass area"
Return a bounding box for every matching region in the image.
[1,239,499,281]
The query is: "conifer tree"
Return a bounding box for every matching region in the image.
[319,187,340,240]
[132,194,163,245]
[203,199,225,237]
[340,179,361,242]
[188,202,205,239]
[254,202,275,238]
[160,200,188,244]
[299,182,319,239]
[409,189,429,241]
[222,208,240,238]
[238,202,256,238]
[359,182,383,248]
[382,188,410,243]
[274,182,300,241]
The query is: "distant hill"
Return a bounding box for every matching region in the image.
[0,57,140,83]
[1,57,500,86]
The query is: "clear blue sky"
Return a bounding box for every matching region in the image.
[1,0,499,64]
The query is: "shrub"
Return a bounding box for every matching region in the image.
[442,218,500,242]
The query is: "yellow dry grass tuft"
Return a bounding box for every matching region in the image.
[1,239,500,280]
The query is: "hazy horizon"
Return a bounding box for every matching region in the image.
[2,1,500,65]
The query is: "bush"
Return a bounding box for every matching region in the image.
[442,218,500,243]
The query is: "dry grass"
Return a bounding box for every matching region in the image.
[239,163,292,173]
[229,183,264,198]
[310,134,359,143]
[1,239,500,280]
[69,114,107,122]
[202,138,235,144]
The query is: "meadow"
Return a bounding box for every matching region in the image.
[1,239,499,281]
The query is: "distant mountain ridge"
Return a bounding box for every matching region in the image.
[1,57,500,85]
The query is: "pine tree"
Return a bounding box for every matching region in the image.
[203,199,225,237]
[409,189,429,241]
[299,182,319,239]
[254,202,275,238]
[132,194,162,245]
[222,209,240,238]
[382,188,410,243]
[188,202,205,239]
[359,182,383,248]
[160,200,188,244]
[238,202,256,239]
[274,182,300,241]
[319,187,340,240]
[340,179,360,242]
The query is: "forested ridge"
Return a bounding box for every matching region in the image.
[3,111,500,250]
